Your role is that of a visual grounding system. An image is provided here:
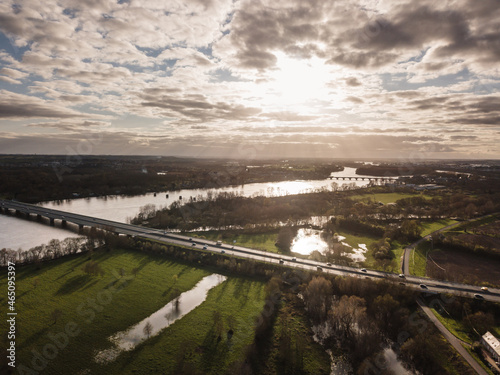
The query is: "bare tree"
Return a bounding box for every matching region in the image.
[143,321,153,339]
[303,276,333,323]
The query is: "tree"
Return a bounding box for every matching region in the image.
[465,311,495,335]
[329,295,366,341]
[303,276,333,323]
[275,227,295,253]
[400,220,422,241]
[47,239,62,258]
[143,321,153,339]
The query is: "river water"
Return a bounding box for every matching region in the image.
[94,273,227,364]
[1,167,374,250]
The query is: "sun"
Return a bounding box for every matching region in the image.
[270,52,331,106]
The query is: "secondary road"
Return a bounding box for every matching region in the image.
[2,199,500,303]
[402,213,499,275]
[417,299,488,375]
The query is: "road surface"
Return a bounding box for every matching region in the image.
[417,299,488,375]
[2,199,500,303]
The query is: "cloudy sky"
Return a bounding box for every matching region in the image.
[1,0,499,159]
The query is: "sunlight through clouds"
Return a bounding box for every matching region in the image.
[0,0,499,158]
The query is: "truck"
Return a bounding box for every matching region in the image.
[216,241,222,246]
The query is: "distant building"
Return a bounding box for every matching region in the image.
[481,331,500,362]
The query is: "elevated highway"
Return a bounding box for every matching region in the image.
[1,199,499,303]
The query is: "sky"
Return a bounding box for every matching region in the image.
[0,0,499,160]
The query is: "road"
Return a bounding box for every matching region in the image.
[402,213,499,276]
[417,299,488,375]
[2,199,500,303]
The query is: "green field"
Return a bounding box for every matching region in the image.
[409,241,431,277]
[351,192,430,204]
[430,308,474,344]
[407,219,460,276]
[1,249,269,374]
[420,219,459,237]
[189,230,281,253]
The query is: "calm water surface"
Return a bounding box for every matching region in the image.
[2,168,373,250]
[95,273,227,363]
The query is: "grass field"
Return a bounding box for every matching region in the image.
[0,249,269,374]
[420,219,459,237]
[430,308,474,345]
[408,219,460,277]
[409,241,431,277]
[189,230,281,253]
[351,192,430,204]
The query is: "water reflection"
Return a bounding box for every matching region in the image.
[382,347,413,375]
[39,167,370,224]
[95,274,227,364]
[290,228,329,255]
[2,167,375,250]
[336,235,368,263]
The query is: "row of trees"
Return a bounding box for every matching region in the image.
[0,237,91,266]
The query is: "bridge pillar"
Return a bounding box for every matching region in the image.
[61,220,67,227]
[37,214,42,221]
[78,224,84,233]
[50,218,55,226]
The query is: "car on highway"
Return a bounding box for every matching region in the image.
[326,263,332,266]
[481,287,489,292]
[192,243,196,246]
[189,237,192,241]
[279,259,284,264]
[474,294,484,299]
[292,257,296,261]
[398,274,405,278]
[221,250,225,254]
[203,245,208,250]
[216,241,222,246]
[316,266,323,272]
[361,268,367,272]
[419,284,428,289]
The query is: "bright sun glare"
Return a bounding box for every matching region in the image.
[271,52,331,106]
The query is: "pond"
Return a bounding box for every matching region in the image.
[95,273,227,364]
[290,228,329,255]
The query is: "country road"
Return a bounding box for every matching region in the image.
[402,213,499,276]
[417,299,488,375]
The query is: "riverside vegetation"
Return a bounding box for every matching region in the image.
[2,229,499,374]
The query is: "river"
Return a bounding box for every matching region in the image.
[1,167,375,250]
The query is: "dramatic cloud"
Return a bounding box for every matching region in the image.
[0,0,499,158]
